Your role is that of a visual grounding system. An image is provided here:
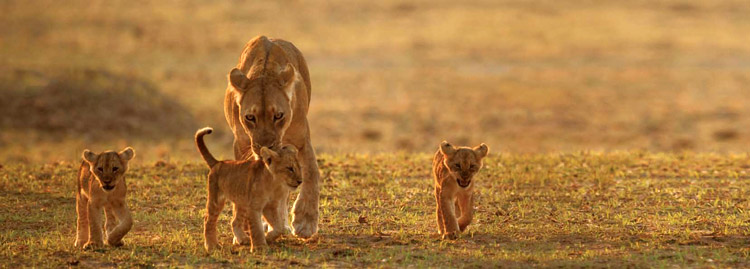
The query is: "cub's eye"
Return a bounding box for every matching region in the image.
[287,167,294,173]
[245,115,256,123]
[274,112,284,121]
[112,167,119,172]
[453,164,461,170]
[469,164,477,170]
[97,167,104,172]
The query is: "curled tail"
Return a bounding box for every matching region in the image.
[195,127,218,168]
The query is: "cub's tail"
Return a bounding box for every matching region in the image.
[195,127,218,168]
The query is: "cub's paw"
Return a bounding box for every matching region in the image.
[204,242,221,252]
[107,239,124,247]
[250,243,268,253]
[83,241,104,250]
[232,237,251,246]
[442,232,459,240]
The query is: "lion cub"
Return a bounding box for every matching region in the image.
[195,127,302,252]
[433,141,489,240]
[75,147,136,249]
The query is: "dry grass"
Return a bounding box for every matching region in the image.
[2,153,750,267]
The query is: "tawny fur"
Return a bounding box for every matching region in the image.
[433,141,489,240]
[196,128,303,252]
[75,147,135,249]
[224,35,320,238]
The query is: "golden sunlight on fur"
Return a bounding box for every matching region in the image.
[195,127,303,252]
[433,141,489,240]
[224,36,320,239]
[75,147,136,249]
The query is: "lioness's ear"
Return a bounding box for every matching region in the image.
[260,146,279,166]
[473,143,489,158]
[279,63,298,100]
[118,147,135,161]
[439,141,456,156]
[228,68,249,91]
[82,149,98,164]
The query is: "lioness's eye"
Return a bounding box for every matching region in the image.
[274,112,284,121]
[97,167,104,172]
[112,167,119,172]
[245,115,256,123]
[287,167,294,173]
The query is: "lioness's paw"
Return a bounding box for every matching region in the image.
[292,221,317,239]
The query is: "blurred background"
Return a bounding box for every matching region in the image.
[2,0,750,163]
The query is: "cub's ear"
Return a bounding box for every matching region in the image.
[473,143,489,158]
[82,149,98,164]
[280,144,298,155]
[439,141,456,156]
[118,147,135,161]
[260,146,279,166]
[228,68,249,91]
[279,63,298,100]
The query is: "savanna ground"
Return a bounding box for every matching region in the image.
[3,153,750,267]
[2,0,750,267]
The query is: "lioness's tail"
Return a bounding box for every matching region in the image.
[195,127,218,168]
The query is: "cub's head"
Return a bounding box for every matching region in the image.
[228,45,301,156]
[259,145,303,189]
[439,141,489,188]
[82,147,135,192]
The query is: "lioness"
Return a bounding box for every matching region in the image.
[196,127,302,252]
[433,141,489,240]
[224,35,320,238]
[75,147,135,249]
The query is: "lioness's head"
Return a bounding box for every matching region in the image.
[439,141,489,188]
[82,147,135,192]
[259,145,303,189]
[228,48,300,156]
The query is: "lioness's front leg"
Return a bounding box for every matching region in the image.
[84,201,105,249]
[291,140,320,238]
[106,201,132,247]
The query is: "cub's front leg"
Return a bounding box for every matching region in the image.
[247,211,268,252]
[106,201,133,247]
[263,198,289,243]
[84,201,105,249]
[434,190,445,234]
[437,191,460,240]
[456,192,474,232]
[74,192,90,248]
